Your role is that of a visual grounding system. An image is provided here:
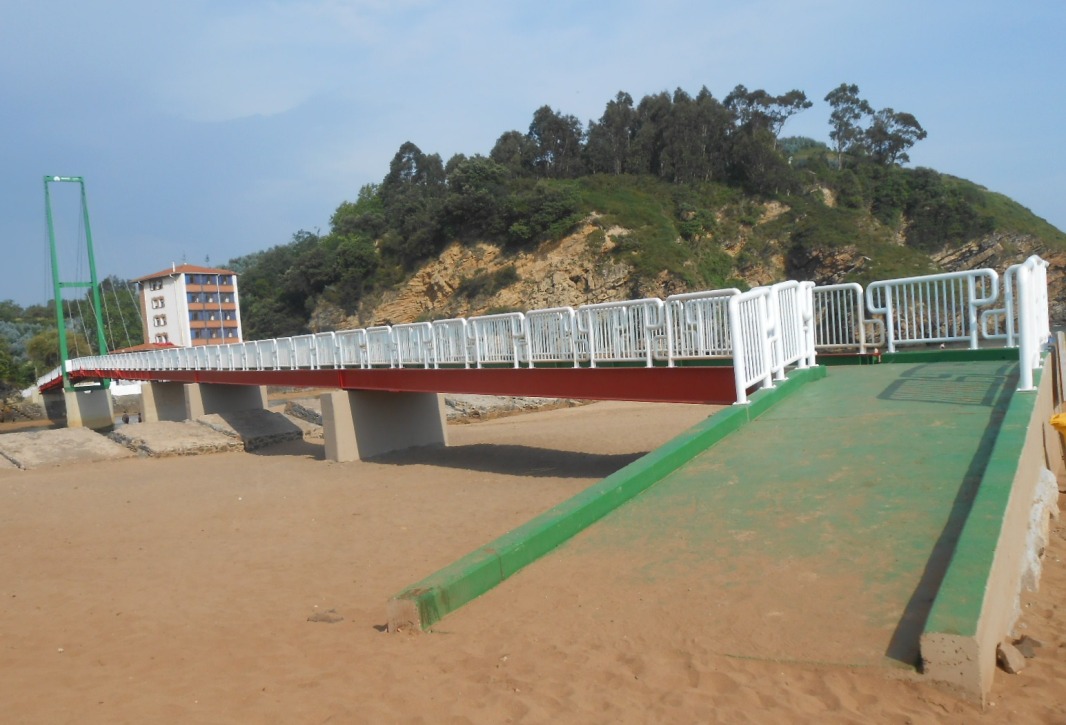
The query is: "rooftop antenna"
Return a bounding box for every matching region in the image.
[44,175,109,391]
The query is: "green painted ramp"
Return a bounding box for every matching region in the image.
[467,361,1021,668]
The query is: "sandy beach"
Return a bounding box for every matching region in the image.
[1,400,1065,723]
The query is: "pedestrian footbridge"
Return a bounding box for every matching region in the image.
[31,256,1064,701]
[35,257,1050,458]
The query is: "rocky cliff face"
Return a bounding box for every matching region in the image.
[315,218,1066,329]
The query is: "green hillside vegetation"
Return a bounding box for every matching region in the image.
[223,82,1065,340]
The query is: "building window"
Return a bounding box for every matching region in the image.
[153,315,167,327]
[149,279,163,291]
[155,333,169,344]
[151,296,165,309]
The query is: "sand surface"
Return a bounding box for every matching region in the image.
[1,401,1065,723]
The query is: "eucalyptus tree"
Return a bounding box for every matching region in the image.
[527,106,586,179]
[585,91,637,175]
[628,91,673,178]
[864,108,927,165]
[724,84,812,144]
[490,130,536,176]
[660,87,732,183]
[824,83,873,168]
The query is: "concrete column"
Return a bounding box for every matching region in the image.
[41,391,67,423]
[62,387,115,430]
[185,383,268,418]
[141,381,189,422]
[322,390,447,462]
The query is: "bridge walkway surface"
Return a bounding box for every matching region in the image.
[421,359,1025,671]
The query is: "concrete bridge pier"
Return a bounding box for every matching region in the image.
[141,381,268,422]
[42,387,115,430]
[141,382,188,422]
[322,390,448,462]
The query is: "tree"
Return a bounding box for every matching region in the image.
[441,154,511,238]
[527,106,586,179]
[824,83,873,168]
[585,91,637,175]
[330,184,386,239]
[26,328,93,371]
[660,87,732,183]
[724,85,812,143]
[378,141,447,266]
[865,108,927,165]
[490,130,536,176]
[628,91,673,177]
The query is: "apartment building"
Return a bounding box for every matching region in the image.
[134,264,243,347]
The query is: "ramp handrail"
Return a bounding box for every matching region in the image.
[1015,255,1051,391]
[812,283,884,353]
[728,287,774,404]
[866,269,1000,353]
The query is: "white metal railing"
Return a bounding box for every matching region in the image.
[38,258,1051,404]
[728,287,774,404]
[469,313,525,368]
[866,269,1000,353]
[365,326,394,367]
[432,318,471,368]
[812,283,885,354]
[1015,255,1052,391]
[393,323,434,368]
[664,289,739,365]
[577,298,666,368]
[525,307,580,367]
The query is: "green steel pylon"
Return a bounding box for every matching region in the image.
[44,175,109,391]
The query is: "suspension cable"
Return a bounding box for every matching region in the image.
[112,282,133,349]
[99,283,117,351]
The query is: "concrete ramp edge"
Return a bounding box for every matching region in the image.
[921,351,1064,703]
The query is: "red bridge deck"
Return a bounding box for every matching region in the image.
[66,365,740,405]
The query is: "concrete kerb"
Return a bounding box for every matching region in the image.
[386,365,828,633]
[920,353,1060,703]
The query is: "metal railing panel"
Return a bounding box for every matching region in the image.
[813,283,869,353]
[314,332,340,368]
[393,323,434,368]
[525,307,580,367]
[290,335,317,369]
[577,298,666,367]
[728,287,774,404]
[867,269,999,352]
[664,289,739,365]
[469,313,525,367]
[770,280,809,374]
[365,326,395,367]
[431,319,471,368]
[336,329,368,368]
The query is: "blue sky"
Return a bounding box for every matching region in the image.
[2,0,1063,306]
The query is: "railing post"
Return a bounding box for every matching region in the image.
[728,295,749,405]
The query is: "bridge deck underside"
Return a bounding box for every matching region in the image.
[70,365,742,405]
[437,360,1021,669]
